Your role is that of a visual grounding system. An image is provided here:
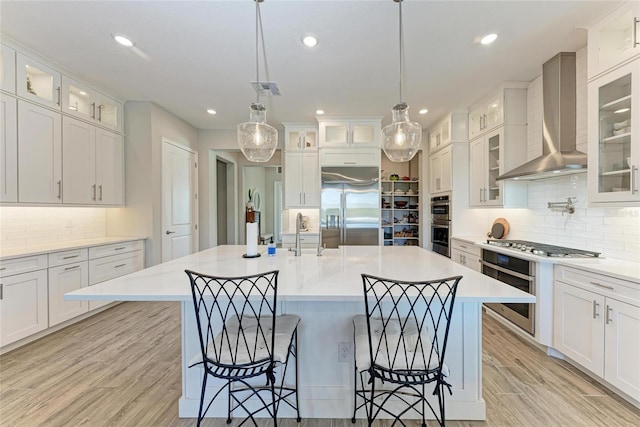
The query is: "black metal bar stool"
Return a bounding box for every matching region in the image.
[352,273,462,427]
[185,269,301,426]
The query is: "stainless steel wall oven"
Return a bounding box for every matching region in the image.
[481,249,535,335]
[430,195,450,257]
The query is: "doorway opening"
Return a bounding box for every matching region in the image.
[215,154,237,246]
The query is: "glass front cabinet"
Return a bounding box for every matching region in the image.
[588,59,639,204]
[61,76,122,132]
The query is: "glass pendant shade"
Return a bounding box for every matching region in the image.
[237,103,278,162]
[381,103,422,162]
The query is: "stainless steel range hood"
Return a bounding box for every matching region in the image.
[497,52,587,181]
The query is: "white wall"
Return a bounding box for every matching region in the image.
[0,207,106,248]
[106,101,199,267]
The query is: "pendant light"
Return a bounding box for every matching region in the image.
[381,0,422,162]
[237,0,277,162]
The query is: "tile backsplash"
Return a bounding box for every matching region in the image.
[0,207,106,249]
[484,174,640,262]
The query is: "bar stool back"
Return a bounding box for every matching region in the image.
[352,273,462,427]
[186,269,301,426]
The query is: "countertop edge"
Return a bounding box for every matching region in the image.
[0,236,147,260]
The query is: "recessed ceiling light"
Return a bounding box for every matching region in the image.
[79,91,87,95]
[480,33,498,45]
[614,108,630,113]
[315,109,325,115]
[302,35,318,48]
[206,109,217,115]
[418,109,428,115]
[113,35,134,47]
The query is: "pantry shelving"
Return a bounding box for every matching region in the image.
[380,180,420,246]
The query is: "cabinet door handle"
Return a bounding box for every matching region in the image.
[114,264,127,268]
[0,283,3,300]
[344,161,356,165]
[460,244,468,249]
[165,230,175,235]
[63,255,79,260]
[92,184,97,201]
[606,305,613,324]
[97,104,103,121]
[479,188,483,203]
[634,18,639,48]
[632,165,638,194]
[98,185,103,201]
[303,193,306,204]
[0,267,6,270]
[91,102,96,119]
[114,246,127,250]
[64,265,80,271]
[592,301,599,319]
[57,180,62,199]
[56,86,61,106]
[590,281,614,290]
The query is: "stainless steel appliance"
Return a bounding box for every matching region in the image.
[430,195,450,257]
[321,167,379,248]
[486,239,601,258]
[481,249,536,334]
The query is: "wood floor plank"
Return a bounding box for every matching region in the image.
[1,301,639,427]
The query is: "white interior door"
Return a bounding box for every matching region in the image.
[162,139,198,262]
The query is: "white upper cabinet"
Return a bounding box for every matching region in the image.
[17,100,62,203]
[429,112,468,153]
[0,95,17,202]
[468,86,526,140]
[16,53,61,110]
[284,152,320,208]
[61,76,122,132]
[588,1,640,80]
[283,124,318,151]
[0,44,16,94]
[319,118,381,148]
[588,59,639,205]
[62,116,124,205]
[429,145,452,194]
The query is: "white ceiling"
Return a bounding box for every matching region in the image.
[0,0,623,131]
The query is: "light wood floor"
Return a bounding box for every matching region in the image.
[1,302,638,426]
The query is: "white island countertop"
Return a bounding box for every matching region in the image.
[66,245,535,303]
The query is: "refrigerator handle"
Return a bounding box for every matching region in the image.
[341,192,346,244]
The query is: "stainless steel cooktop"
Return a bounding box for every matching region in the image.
[486,240,601,258]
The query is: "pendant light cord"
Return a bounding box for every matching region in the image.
[398,0,403,104]
[255,0,261,104]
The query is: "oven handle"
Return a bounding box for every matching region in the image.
[480,259,535,282]
[431,224,449,229]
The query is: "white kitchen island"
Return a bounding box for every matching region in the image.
[66,245,534,421]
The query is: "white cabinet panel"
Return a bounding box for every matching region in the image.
[587,2,640,80]
[17,100,62,203]
[319,119,381,148]
[88,240,143,259]
[0,44,16,94]
[604,298,640,400]
[553,281,606,376]
[88,250,144,285]
[0,94,17,202]
[0,269,48,346]
[48,261,88,326]
[48,248,88,268]
[284,152,319,208]
[429,145,452,193]
[283,124,317,151]
[0,254,48,278]
[16,53,61,110]
[62,116,96,204]
[95,128,124,205]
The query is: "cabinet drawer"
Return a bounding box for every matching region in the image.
[450,239,481,257]
[49,248,88,267]
[89,240,143,259]
[88,250,143,285]
[554,265,640,303]
[320,149,379,167]
[0,254,48,278]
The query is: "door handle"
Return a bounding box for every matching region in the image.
[634,17,639,48]
[98,185,103,201]
[166,230,176,235]
[606,305,613,324]
[91,102,96,119]
[632,165,638,194]
[592,301,599,319]
[64,265,80,271]
[590,281,614,290]
[0,283,3,300]
[92,184,97,201]
[98,104,103,121]
[479,188,483,203]
[56,86,61,106]
[57,180,62,199]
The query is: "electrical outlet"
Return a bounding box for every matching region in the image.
[338,342,352,363]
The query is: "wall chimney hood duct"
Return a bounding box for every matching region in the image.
[497,52,587,181]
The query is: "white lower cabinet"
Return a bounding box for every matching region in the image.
[48,261,88,326]
[0,239,145,350]
[450,239,481,273]
[0,269,48,346]
[554,265,640,400]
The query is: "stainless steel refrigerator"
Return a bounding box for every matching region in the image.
[321,167,379,248]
